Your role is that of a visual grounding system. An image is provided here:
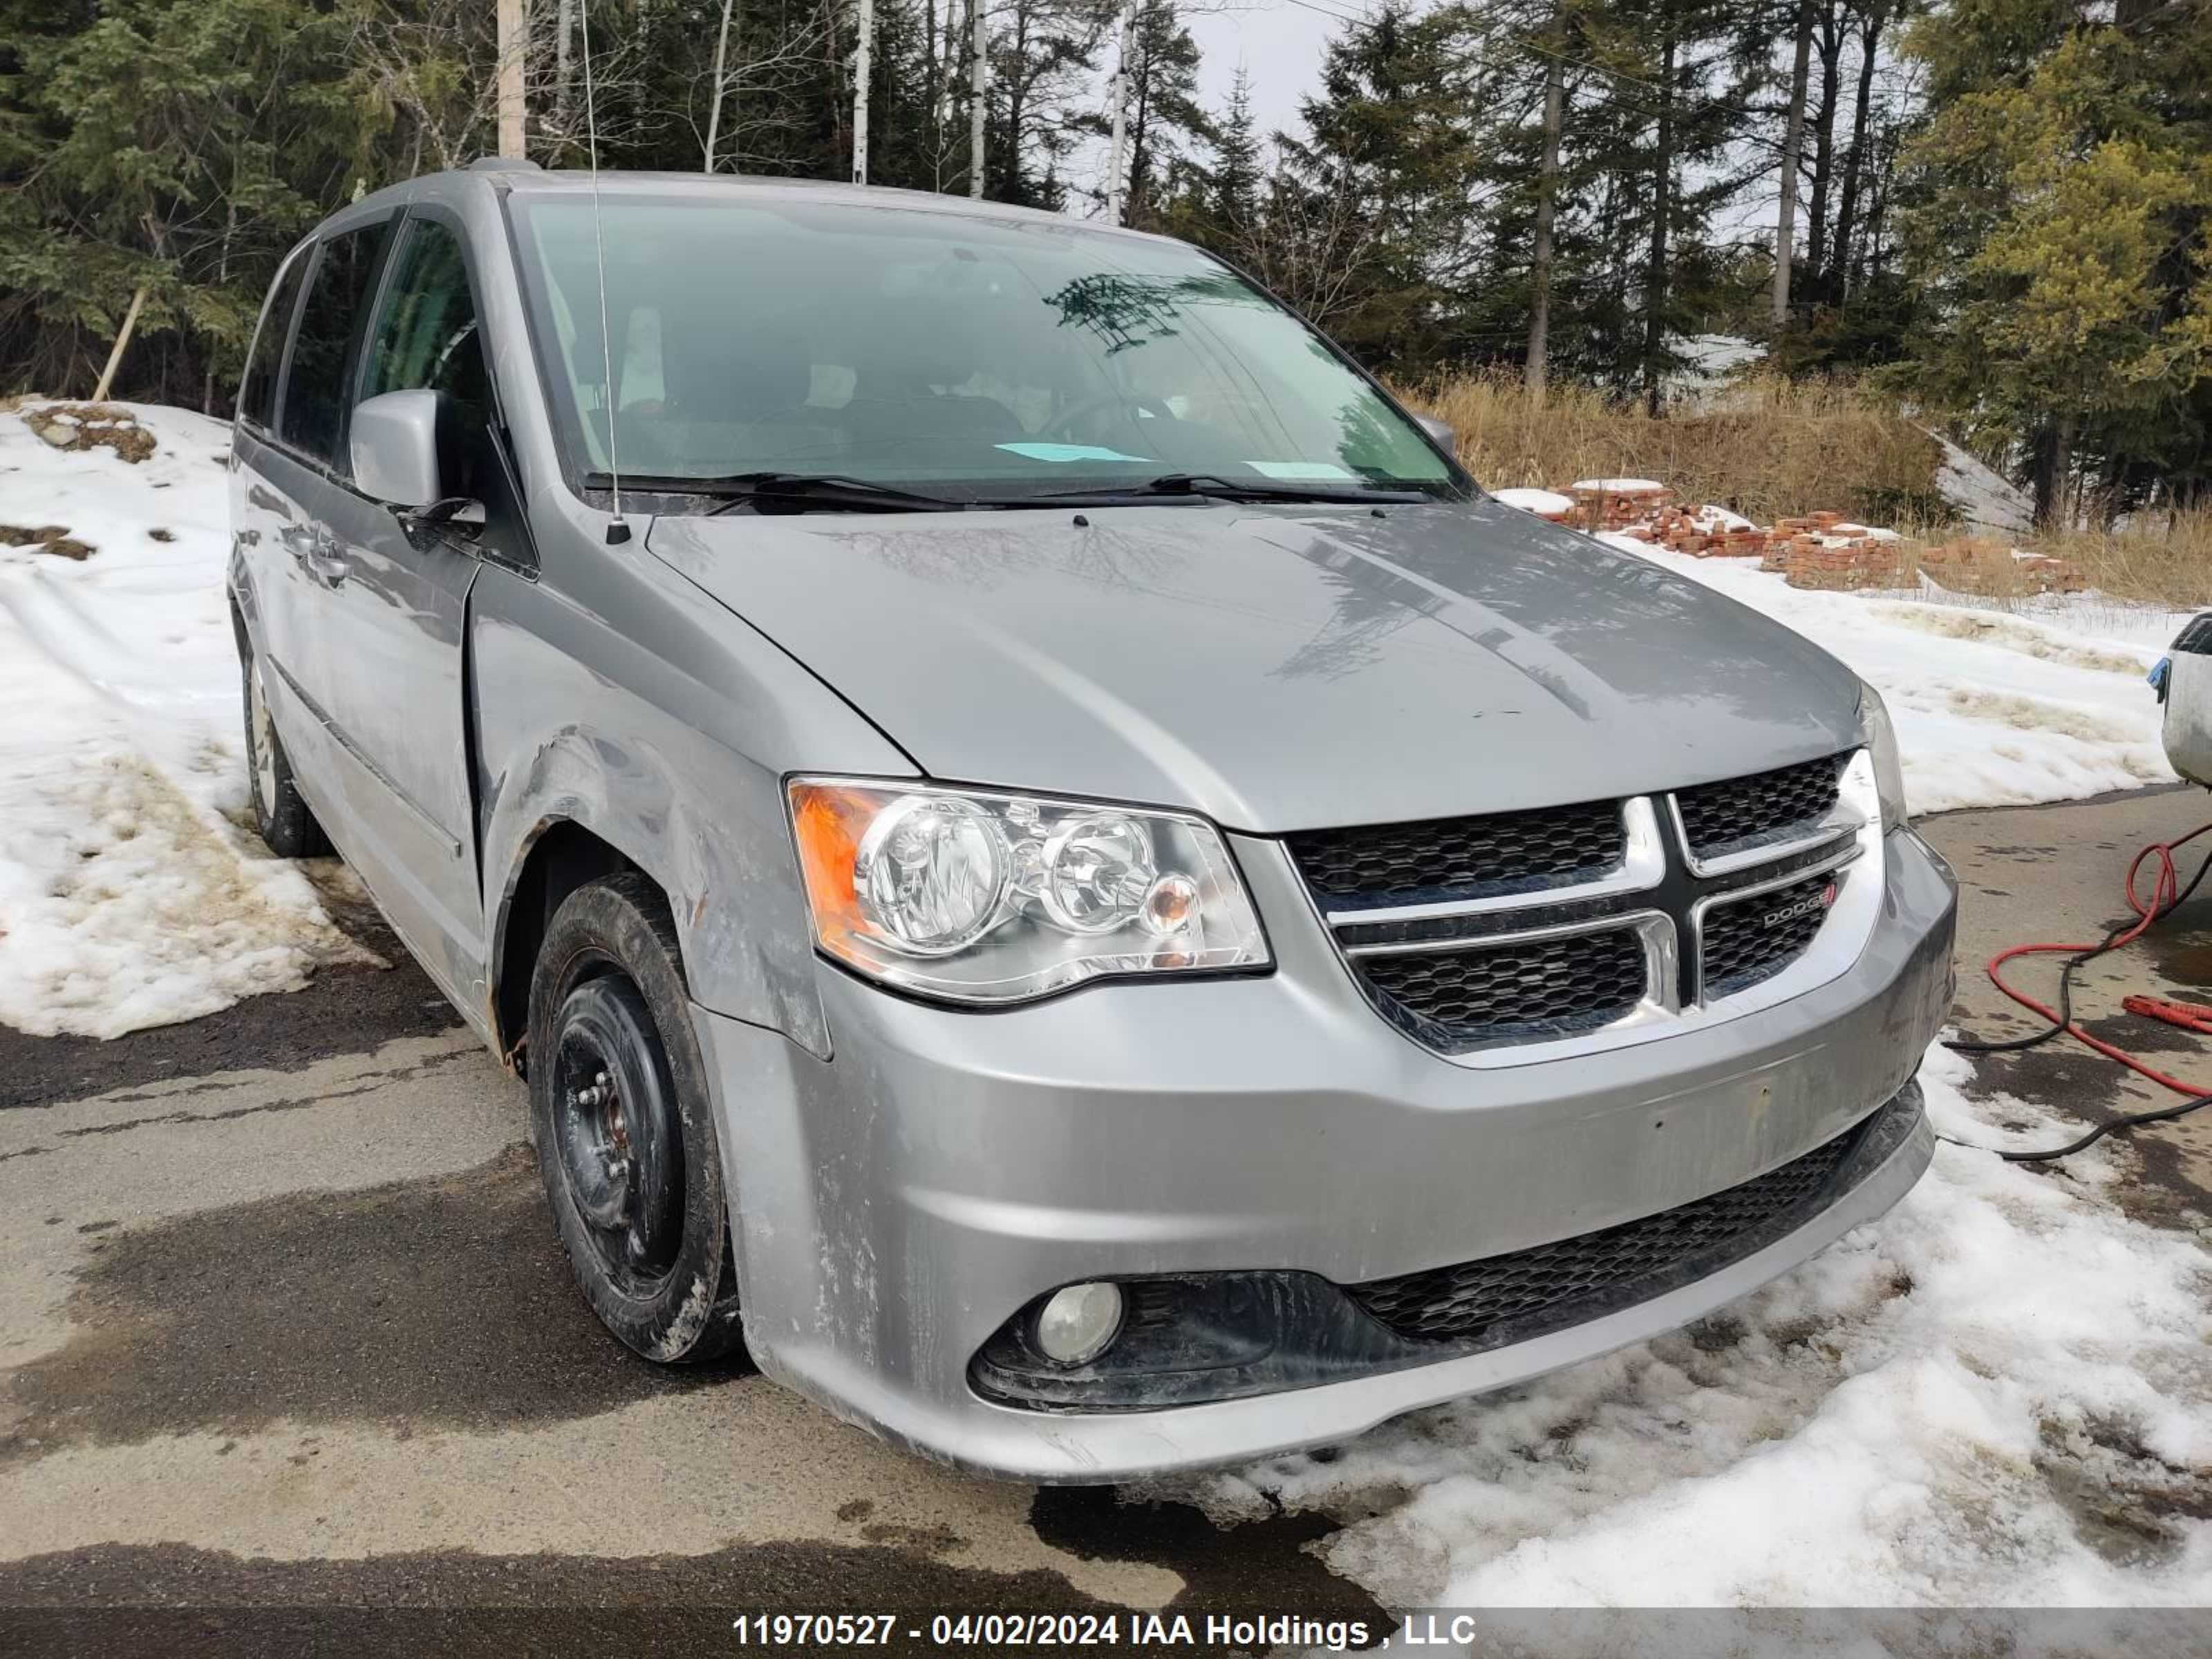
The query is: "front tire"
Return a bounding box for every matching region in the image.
[240,644,330,859]
[528,872,744,1365]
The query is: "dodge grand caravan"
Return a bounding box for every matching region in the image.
[227,163,1957,1481]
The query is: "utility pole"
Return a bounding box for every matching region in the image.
[968,0,987,199]
[1772,0,1812,327]
[1105,1,1135,223]
[854,0,874,184]
[496,0,528,160]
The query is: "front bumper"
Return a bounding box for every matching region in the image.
[692,827,1955,1483]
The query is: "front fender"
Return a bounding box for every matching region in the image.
[471,553,914,1062]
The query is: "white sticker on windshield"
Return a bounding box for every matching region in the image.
[996,442,1153,464]
[1246,460,1358,480]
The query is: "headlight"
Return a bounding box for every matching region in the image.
[787,778,1271,1003]
[1857,683,1908,831]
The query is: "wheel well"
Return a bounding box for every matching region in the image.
[494,822,655,1070]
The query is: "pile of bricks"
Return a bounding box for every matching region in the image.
[1774,541,1915,591]
[2018,554,2088,594]
[1916,535,2089,594]
[1529,485,2096,597]
[1611,504,1774,558]
[1568,481,1673,531]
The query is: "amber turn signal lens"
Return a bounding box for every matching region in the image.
[789,781,879,948]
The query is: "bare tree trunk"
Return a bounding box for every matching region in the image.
[1525,42,1564,400]
[1772,0,1812,326]
[496,0,527,158]
[1106,1,1134,222]
[1642,28,1674,419]
[2033,411,2077,530]
[555,0,576,124]
[1803,0,1843,292]
[705,0,735,170]
[968,0,986,199]
[853,0,874,183]
[1831,0,1886,303]
[92,288,147,403]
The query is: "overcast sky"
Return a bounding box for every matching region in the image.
[1069,0,1356,209]
[1066,0,1789,250]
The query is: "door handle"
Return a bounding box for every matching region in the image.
[303,527,350,589]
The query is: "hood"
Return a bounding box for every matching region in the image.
[648,500,1861,832]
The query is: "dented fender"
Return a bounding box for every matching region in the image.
[469,532,915,1062]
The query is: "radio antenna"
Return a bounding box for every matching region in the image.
[579,1,629,545]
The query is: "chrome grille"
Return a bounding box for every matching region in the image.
[1675,754,1847,865]
[1359,927,1649,1052]
[1291,751,1872,1060]
[1286,798,1624,909]
[1700,870,1835,995]
[1347,1099,1883,1347]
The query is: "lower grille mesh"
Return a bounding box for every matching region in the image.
[1357,927,1649,1051]
[1348,1110,1868,1346]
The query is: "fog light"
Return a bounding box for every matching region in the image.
[1034,1282,1123,1366]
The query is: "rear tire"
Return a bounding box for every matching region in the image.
[241,642,330,859]
[528,872,744,1365]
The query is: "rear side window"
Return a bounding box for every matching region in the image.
[238,250,309,431]
[279,219,393,467]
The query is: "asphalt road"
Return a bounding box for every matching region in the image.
[3,788,2209,1649]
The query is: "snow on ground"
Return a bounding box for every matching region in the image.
[0,401,364,1038]
[1190,1044,2211,1611]
[1606,536,2182,815]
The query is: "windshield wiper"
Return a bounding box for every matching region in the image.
[984,473,1429,507]
[582,471,966,514]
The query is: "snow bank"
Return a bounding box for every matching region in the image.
[1572,477,1666,494]
[0,402,365,1038]
[1606,538,2177,814]
[1188,1044,2212,1608]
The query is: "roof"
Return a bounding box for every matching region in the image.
[446,165,1138,230]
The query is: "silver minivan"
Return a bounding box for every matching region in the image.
[228,163,1957,1481]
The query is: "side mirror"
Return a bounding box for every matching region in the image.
[351,388,451,509]
[1414,413,1458,456]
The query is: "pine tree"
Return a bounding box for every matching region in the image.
[0,0,377,404]
[1900,0,2212,521]
[1274,3,1485,368]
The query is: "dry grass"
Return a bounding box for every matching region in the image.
[2021,510,2212,610]
[1396,368,1945,529]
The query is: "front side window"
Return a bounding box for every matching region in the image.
[362,219,489,416]
[238,248,309,431]
[279,218,393,468]
[511,195,1459,503]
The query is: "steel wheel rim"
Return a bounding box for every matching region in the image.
[552,974,685,1293]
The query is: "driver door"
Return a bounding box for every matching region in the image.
[308,212,509,1005]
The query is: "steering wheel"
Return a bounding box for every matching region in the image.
[1042,393,1172,444]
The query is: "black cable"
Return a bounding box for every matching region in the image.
[1939,841,2212,1163]
[1942,840,2212,1056]
[1938,1094,2212,1165]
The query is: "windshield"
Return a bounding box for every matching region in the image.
[510,193,1461,505]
